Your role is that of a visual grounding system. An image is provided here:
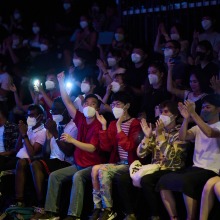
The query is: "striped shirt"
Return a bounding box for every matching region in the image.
[118,118,134,161]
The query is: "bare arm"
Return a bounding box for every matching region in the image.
[57,72,77,119]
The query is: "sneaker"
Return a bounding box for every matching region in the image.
[38,212,60,220]
[63,216,80,220]
[31,207,45,220]
[9,201,25,207]
[124,214,137,220]
[89,208,101,220]
[99,209,117,220]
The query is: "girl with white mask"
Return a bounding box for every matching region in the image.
[90,91,141,220]
[73,76,102,113]
[97,48,126,87]
[139,63,171,124]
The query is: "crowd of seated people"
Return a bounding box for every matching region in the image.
[0,1,220,220]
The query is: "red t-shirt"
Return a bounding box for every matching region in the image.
[73,111,107,167]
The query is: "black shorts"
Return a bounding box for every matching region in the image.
[156,166,217,200]
[39,158,71,175]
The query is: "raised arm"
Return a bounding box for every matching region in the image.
[185,100,220,138]
[57,71,77,120]
[178,102,195,141]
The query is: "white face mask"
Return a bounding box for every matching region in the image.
[83,106,96,118]
[164,48,173,57]
[52,115,63,124]
[131,53,141,63]
[27,116,37,127]
[115,33,124,42]
[45,80,55,90]
[63,3,71,10]
[112,107,124,119]
[80,21,88,29]
[148,74,159,85]
[201,20,212,30]
[73,58,83,67]
[107,57,117,67]
[159,114,172,127]
[81,82,91,93]
[111,81,120,93]
[40,44,48,52]
[32,26,40,34]
[14,12,21,20]
[170,33,180,41]
[12,39,19,48]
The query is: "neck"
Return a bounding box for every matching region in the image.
[122,112,131,122]
[135,61,144,68]
[32,122,42,130]
[86,116,95,124]
[192,91,202,96]
[165,121,176,132]
[207,116,219,125]
[153,82,162,89]
[200,60,209,68]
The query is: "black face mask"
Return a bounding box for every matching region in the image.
[196,52,206,61]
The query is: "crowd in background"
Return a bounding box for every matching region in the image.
[0,0,220,220]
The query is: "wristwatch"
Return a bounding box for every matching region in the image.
[22,134,28,139]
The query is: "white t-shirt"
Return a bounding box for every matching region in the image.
[0,125,5,153]
[0,72,11,101]
[184,91,207,102]
[50,120,78,164]
[16,124,47,159]
[189,121,220,174]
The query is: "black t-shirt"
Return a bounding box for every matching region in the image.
[196,62,219,93]
[141,86,172,124]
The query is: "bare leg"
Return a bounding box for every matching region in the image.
[199,176,220,220]
[214,180,220,201]
[30,160,46,207]
[15,159,29,202]
[183,194,197,220]
[91,164,103,209]
[160,190,178,220]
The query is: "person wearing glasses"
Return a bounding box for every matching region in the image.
[89,91,142,220]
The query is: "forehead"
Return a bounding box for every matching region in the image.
[202,102,215,108]
[132,48,144,55]
[85,97,98,104]
[165,42,174,47]
[47,74,56,81]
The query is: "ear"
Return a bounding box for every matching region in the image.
[124,103,130,110]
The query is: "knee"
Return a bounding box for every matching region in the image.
[91,165,101,181]
[48,171,59,184]
[73,171,83,184]
[214,182,220,200]
[16,159,28,170]
[30,161,41,172]
[203,178,216,194]
[140,175,151,188]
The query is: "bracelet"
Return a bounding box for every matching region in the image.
[22,134,28,139]
[55,137,59,141]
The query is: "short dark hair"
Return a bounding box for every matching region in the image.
[202,94,220,107]
[159,100,179,116]
[166,40,181,50]
[84,94,102,107]
[27,104,44,115]
[111,91,136,117]
[197,40,213,61]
